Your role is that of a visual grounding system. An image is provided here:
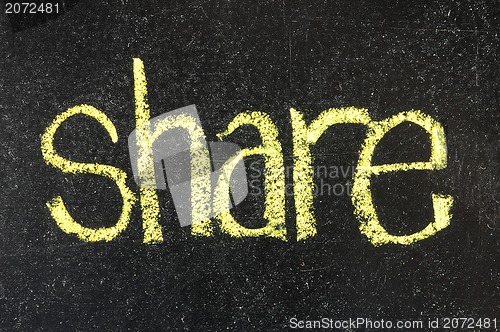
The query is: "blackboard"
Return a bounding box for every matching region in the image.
[1,0,499,330]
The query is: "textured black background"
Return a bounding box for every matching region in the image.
[1,0,500,330]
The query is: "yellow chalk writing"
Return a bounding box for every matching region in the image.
[216,112,286,240]
[351,110,453,246]
[40,105,136,242]
[133,58,212,242]
[290,107,372,241]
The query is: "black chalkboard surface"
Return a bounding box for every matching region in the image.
[1,0,499,331]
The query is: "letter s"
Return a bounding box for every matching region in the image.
[41,105,136,241]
